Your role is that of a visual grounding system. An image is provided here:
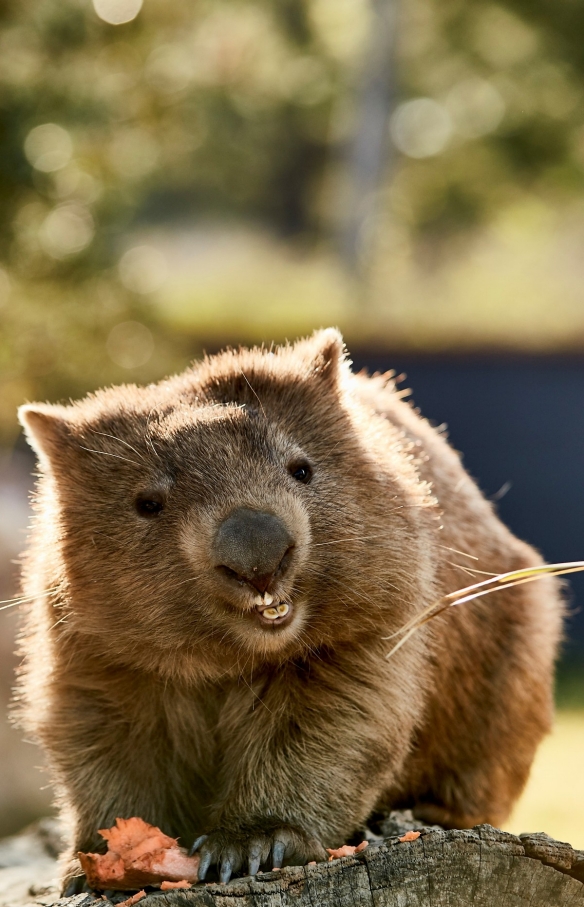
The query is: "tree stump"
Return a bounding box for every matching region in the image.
[3,815,584,907]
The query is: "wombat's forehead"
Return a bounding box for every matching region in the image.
[149,401,257,434]
[86,394,236,426]
[92,400,268,445]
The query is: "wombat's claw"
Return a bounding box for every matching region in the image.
[189,834,208,856]
[248,841,263,877]
[192,824,326,884]
[272,840,285,868]
[63,874,90,896]
[197,849,213,881]
[219,851,235,884]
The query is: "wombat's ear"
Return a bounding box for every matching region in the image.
[18,403,75,470]
[294,328,347,385]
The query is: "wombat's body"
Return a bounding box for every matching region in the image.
[17,330,562,889]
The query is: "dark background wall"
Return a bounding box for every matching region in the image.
[353,354,584,661]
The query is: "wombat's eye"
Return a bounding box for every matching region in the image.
[289,461,312,484]
[135,494,164,517]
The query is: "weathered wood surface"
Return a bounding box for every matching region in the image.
[3,815,584,907]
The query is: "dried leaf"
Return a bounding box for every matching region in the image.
[399,831,421,842]
[117,891,146,907]
[78,817,199,890]
[327,840,368,860]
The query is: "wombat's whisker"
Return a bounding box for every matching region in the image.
[163,573,207,592]
[365,576,403,595]
[78,446,143,468]
[144,434,161,459]
[438,545,479,561]
[239,370,266,418]
[310,533,391,548]
[238,667,272,713]
[89,430,148,463]
[49,615,68,631]
[460,566,498,577]
[330,568,404,597]
[322,570,402,602]
[448,562,497,579]
[297,632,321,659]
[318,574,385,611]
[145,409,163,459]
[0,587,60,611]
[0,601,24,612]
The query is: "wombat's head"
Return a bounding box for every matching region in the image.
[19,329,433,679]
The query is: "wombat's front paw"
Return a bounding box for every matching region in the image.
[63,876,89,897]
[191,821,326,883]
[61,857,89,896]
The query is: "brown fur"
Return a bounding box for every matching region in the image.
[15,329,562,888]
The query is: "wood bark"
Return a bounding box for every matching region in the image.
[3,816,584,907]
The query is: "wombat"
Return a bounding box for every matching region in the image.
[16,329,562,891]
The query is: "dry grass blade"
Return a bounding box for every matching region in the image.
[384,561,584,661]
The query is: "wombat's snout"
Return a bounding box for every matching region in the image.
[213,508,295,594]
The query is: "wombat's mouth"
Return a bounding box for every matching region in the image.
[253,597,294,629]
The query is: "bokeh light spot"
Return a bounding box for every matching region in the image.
[106,321,154,369]
[446,79,505,139]
[119,245,168,294]
[92,0,143,26]
[39,204,95,259]
[107,128,159,179]
[390,98,452,159]
[145,45,193,94]
[24,124,73,173]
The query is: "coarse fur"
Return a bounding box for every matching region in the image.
[15,329,563,889]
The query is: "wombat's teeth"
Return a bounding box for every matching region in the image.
[254,592,274,607]
[261,602,289,621]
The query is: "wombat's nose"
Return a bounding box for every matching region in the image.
[213,508,294,593]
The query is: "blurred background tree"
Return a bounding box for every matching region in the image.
[3,0,584,441]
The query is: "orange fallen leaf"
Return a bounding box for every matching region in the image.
[398,831,421,842]
[78,817,200,890]
[117,891,146,907]
[327,840,368,861]
[160,880,191,890]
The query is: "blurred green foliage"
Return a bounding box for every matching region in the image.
[394,0,584,238]
[2,0,584,439]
